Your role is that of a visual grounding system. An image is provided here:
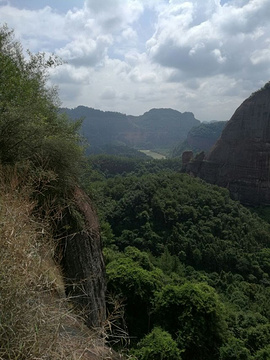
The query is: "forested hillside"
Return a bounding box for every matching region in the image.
[61,106,200,154]
[172,120,227,156]
[84,154,270,360]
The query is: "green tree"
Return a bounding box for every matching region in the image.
[219,338,251,360]
[0,25,83,201]
[254,345,270,360]
[154,282,227,360]
[106,255,163,338]
[133,327,182,360]
[245,323,270,354]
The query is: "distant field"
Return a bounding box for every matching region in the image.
[139,150,166,159]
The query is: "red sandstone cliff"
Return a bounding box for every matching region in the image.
[185,82,270,205]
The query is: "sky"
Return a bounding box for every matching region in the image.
[0,0,270,121]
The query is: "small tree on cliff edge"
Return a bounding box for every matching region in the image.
[0,24,83,202]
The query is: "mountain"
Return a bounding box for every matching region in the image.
[61,106,200,153]
[172,120,227,157]
[184,82,270,205]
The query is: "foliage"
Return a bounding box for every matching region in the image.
[245,323,270,354]
[81,154,182,188]
[84,153,270,359]
[254,345,270,360]
[132,327,182,360]
[0,26,115,359]
[92,171,270,282]
[154,283,227,360]
[106,251,164,337]
[219,338,252,360]
[0,25,83,202]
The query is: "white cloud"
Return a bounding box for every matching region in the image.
[147,0,270,84]
[100,87,117,100]
[0,5,66,51]
[1,0,270,121]
[57,35,112,67]
[250,48,270,66]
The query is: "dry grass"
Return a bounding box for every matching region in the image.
[0,167,121,360]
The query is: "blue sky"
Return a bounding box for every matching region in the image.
[0,0,270,121]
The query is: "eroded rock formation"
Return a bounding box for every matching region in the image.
[58,187,106,328]
[185,83,270,205]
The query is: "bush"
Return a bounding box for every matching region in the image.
[0,25,83,203]
[219,338,252,360]
[132,327,182,360]
[154,282,227,360]
[106,255,163,337]
[254,345,270,360]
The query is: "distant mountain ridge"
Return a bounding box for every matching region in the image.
[60,106,200,153]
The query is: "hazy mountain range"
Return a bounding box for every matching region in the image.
[61,106,202,154]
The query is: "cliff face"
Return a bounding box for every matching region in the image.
[59,187,106,328]
[186,83,270,205]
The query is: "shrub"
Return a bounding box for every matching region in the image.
[0,25,83,204]
[132,327,182,360]
[219,338,252,360]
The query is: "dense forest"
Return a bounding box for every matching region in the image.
[83,154,270,360]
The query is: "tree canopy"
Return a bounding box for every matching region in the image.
[84,154,270,360]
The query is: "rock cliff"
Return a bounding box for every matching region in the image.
[58,187,106,328]
[185,82,270,205]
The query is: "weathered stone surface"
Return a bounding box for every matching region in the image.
[58,187,106,328]
[186,83,270,205]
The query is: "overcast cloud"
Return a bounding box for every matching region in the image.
[0,0,270,121]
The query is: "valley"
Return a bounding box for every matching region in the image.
[139,150,166,159]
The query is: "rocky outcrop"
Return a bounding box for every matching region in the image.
[185,83,270,205]
[58,187,106,328]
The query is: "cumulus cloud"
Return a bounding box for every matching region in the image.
[1,0,270,121]
[57,35,112,67]
[147,0,270,83]
[0,5,66,51]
